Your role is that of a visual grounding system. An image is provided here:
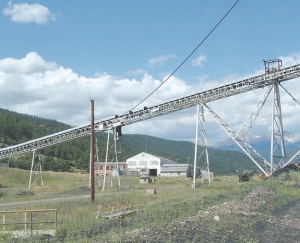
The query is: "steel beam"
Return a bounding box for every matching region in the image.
[236,86,272,140]
[1,63,300,159]
[201,103,269,176]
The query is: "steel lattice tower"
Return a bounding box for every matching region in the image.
[270,83,286,173]
[193,104,210,189]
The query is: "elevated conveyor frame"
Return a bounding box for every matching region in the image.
[1,63,300,172]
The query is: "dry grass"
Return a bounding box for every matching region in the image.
[0,167,300,242]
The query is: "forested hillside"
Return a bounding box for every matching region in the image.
[0,108,70,143]
[122,134,256,175]
[0,108,256,175]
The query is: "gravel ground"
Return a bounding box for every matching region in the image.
[101,186,300,243]
[256,199,300,242]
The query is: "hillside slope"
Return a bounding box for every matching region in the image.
[0,108,256,175]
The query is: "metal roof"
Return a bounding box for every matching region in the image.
[160,164,190,173]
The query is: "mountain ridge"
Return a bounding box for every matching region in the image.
[0,107,257,175]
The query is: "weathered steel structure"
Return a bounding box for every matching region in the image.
[1,60,300,177]
[238,170,258,182]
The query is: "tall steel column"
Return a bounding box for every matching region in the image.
[95,138,101,187]
[113,127,121,188]
[270,83,286,174]
[193,104,210,189]
[102,129,121,191]
[192,106,199,189]
[102,131,110,191]
[28,150,43,189]
[90,100,95,202]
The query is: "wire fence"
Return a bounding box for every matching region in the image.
[0,209,57,237]
[0,162,9,167]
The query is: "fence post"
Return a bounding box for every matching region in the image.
[55,210,57,229]
[24,211,27,231]
[30,211,33,236]
[2,213,5,231]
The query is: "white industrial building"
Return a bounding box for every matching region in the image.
[126,152,175,176]
[126,152,213,179]
[160,164,192,177]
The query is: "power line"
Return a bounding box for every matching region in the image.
[124,0,240,114]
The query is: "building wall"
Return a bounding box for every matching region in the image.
[94,162,127,176]
[160,164,191,177]
[160,172,188,177]
[126,153,206,178]
[126,152,162,175]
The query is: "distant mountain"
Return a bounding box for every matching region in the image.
[212,134,269,151]
[211,131,300,162]
[284,131,300,144]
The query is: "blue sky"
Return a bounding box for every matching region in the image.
[1,0,300,143]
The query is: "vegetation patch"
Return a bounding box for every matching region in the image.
[0,191,5,198]
[0,169,300,242]
[0,108,257,175]
[15,190,34,196]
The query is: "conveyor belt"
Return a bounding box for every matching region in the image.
[1,64,300,159]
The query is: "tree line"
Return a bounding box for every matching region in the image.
[0,108,256,175]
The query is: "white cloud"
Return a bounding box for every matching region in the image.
[1,52,300,142]
[2,1,56,24]
[192,55,207,67]
[0,52,57,74]
[279,52,300,67]
[0,52,183,127]
[148,55,176,67]
[127,68,146,75]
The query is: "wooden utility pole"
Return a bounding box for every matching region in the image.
[90,100,95,202]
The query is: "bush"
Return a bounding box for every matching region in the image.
[0,191,5,198]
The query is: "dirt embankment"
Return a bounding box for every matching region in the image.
[102,186,300,242]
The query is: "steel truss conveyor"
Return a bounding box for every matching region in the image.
[1,63,300,159]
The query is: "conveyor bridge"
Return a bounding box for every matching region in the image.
[1,62,300,175]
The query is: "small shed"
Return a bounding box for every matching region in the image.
[200,170,214,180]
[140,175,152,184]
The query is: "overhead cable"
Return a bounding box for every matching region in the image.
[124,0,240,114]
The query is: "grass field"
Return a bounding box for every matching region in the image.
[0,167,300,242]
